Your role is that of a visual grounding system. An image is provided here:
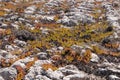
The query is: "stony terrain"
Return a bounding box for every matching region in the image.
[0,0,120,80]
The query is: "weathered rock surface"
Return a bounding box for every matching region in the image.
[0,0,120,80]
[0,67,17,80]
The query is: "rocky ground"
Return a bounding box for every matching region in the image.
[0,0,120,80]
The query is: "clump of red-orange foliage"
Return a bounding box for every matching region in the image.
[50,48,92,67]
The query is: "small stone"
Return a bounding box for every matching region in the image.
[105,26,113,32]
[91,53,99,63]
[35,75,51,80]
[14,39,26,47]
[37,52,49,60]
[41,16,55,23]
[63,73,87,80]
[113,32,118,39]
[24,5,36,14]
[5,54,17,60]
[5,45,14,51]
[46,69,64,80]
[94,68,111,77]
[58,65,80,76]
[0,50,8,57]
[71,45,83,54]
[0,76,4,80]
[34,60,51,66]
[109,75,120,80]
[102,38,111,45]
[58,46,64,50]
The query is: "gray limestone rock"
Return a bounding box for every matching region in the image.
[0,67,17,80]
